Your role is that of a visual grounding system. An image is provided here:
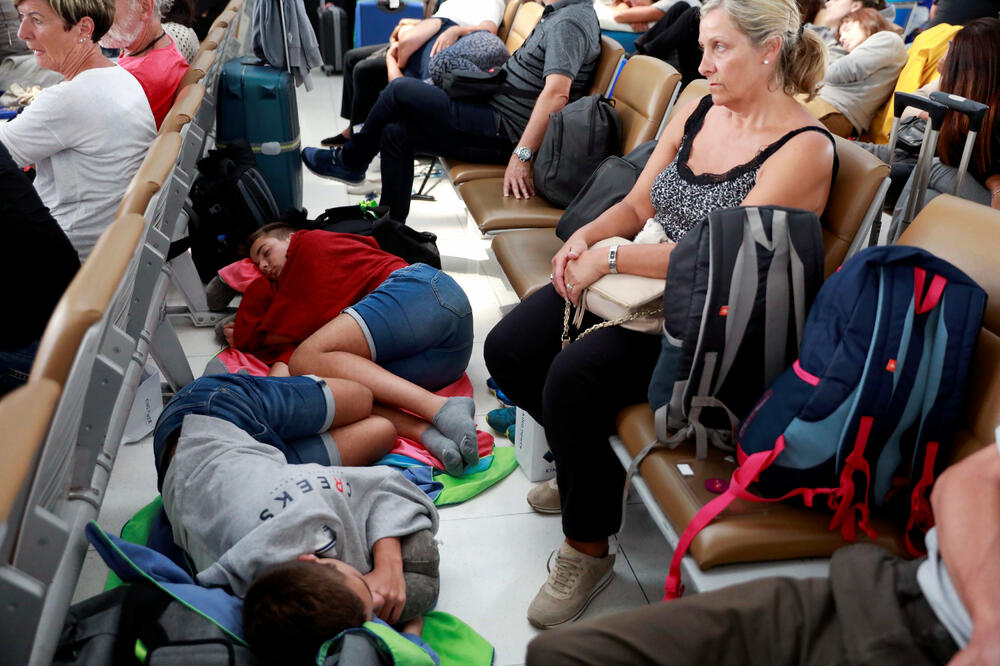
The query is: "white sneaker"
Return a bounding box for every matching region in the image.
[527,542,615,628]
[346,179,382,195]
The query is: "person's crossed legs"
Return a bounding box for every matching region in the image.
[288,311,479,476]
[303,77,513,222]
[153,374,398,488]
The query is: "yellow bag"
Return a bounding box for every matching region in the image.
[863,23,961,144]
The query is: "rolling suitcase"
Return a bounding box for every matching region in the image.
[353,0,424,47]
[885,90,989,243]
[217,56,303,212]
[319,2,350,74]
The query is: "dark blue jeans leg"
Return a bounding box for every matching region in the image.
[341,77,513,221]
[0,339,39,397]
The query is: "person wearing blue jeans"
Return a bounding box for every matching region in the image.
[306,76,513,222]
[152,373,393,489]
[238,224,480,475]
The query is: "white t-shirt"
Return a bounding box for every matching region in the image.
[0,65,155,260]
[434,0,506,28]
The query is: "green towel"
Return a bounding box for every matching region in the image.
[422,611,495,666]
[105,496,165,590]
[434,447,517,506]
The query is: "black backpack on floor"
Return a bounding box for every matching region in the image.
[188,139,280,283]
[54,583,255,665]
[306,203,442,269]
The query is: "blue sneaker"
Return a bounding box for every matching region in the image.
[486,377,514,406]
[505,423,516,441]
[486,406,516,436]
[301,146,365,185]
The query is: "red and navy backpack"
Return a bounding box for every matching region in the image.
[663,245,986,599]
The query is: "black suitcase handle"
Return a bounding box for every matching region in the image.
[893,92,948,130]
[928,91,990,133]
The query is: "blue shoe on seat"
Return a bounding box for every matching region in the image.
[486,406,516,436]
[301,147,366,185]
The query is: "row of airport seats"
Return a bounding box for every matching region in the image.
[0,1,247,662]
[477,75,891,299]
[612,196,1000,594]
[451,56,1000,591]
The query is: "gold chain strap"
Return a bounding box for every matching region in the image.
[562,300,662,348]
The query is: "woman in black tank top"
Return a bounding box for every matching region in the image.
[485,0,839,629]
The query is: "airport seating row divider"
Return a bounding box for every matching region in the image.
[0,1,248,661]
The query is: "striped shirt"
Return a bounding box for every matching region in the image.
[488,0,600,142]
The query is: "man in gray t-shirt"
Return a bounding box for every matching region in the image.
[301,0,600,224]
[527,440,1000,664]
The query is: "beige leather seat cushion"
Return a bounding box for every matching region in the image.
[492,228,563,298]
[0,379,61,523]
[458,179,563,232]
[179,50,215,89]
[117,132,183,217]
[615,195,1000,570]
[160,84,205,136]
[616,403,906,569]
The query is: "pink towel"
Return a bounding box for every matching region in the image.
[217,258,263,293]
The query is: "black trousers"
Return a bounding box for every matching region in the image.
[635,1,703,85]
[341,77,512,222]
[484,285,662,541]
[341,44,390,126]
[527,544,958,666]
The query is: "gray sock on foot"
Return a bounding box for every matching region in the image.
[432,397,479,468]
[420,426,463,476]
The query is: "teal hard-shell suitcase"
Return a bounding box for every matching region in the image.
[217,56,302,211]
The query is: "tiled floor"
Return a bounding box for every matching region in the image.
[74,73,667,666]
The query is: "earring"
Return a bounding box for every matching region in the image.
[763,59,770,64]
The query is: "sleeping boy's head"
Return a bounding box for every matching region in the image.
[242,555,374,664]
[248,223,297,281]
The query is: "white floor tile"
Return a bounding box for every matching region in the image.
[435,513,647,666]
[617,501,675,603]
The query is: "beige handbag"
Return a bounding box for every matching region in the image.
[561,237,664,347]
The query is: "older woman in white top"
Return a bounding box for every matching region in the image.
[0,0,155,260]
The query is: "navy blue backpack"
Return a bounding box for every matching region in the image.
[662,245,986,599]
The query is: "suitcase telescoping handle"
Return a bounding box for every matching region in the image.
[888,92,949,232]
[928,91,990,196]
[886,91,948,163]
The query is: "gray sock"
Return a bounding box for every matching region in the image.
[419,427,463,476]
[431,397,479,468]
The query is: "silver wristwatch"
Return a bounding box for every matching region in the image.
[608,244,619,274]
[514,146,533,162]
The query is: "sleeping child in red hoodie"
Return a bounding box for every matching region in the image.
[230,223,478,475]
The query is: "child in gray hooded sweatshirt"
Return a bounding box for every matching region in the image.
[154,373,441,662]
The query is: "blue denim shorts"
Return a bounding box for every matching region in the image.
[153,374,339,488]
[344,263,473,391]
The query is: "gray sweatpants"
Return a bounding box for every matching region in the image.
[526,545,958,666]
[399,529,440,623]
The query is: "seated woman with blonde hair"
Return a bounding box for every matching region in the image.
[485,0,838,630]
